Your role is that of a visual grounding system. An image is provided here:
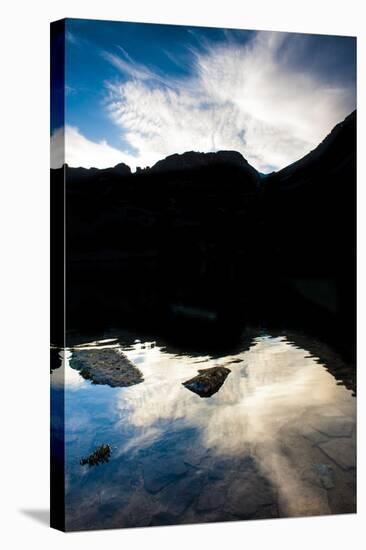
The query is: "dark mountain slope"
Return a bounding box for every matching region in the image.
[268,111,356,187]
[63,150,261,349]
[260,111,356,358]
[262,110,356,276]
[151,150,258,177]
[52,112,356,360]
[66,162,131,183]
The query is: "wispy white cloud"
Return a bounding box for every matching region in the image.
[65,30,77,44]
[65,84,77,96]
[102,47,171,87]
[104,31,355,173]
[51,126,136,169]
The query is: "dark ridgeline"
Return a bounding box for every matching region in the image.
[53,111,356,362]
[261,110,356,363]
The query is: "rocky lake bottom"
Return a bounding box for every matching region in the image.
[51,329,356,530]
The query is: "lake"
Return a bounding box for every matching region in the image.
[51,329,356,530]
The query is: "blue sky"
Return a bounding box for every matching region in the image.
[51,18,356,172]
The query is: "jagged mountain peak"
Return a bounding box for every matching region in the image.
[150,150,256,174]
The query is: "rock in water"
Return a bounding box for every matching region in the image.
[80,444,111,467]
[182,366,231,398]
[70,348,144,387]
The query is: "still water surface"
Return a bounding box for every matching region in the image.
[51,330,356,530]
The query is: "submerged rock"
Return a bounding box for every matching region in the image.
[142,457,188,494]
[225,475,276,518]
[183,366,231,398]
[80,444,111,467]
[318,438,356,471]
[313,464,335,490]
[70,348,143,387]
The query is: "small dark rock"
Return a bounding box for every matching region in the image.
[70,348,144,387]
[183,366,231,398]
[80,444,111,467]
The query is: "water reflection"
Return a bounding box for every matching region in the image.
[53,331,356,530]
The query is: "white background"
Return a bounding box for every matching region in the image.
[0,0,364,548]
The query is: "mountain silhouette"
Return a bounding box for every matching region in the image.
[150,150,258,176]
[66,162,131,183]
[51,111,356,361]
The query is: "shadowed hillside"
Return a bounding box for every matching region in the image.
[261,111,356,360]
[51,111,356,361]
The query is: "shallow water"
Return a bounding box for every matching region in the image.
[51,330,356,530]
